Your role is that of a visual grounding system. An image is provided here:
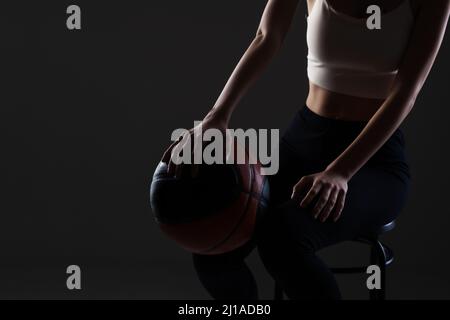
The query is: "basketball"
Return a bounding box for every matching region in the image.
[149,143,270,255]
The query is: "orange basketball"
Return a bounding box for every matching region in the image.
[150,143,270,255]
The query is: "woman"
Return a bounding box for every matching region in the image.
[166,0,449,299]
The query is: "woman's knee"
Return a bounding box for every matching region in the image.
[256,201,320,271]
[261,200,323,247]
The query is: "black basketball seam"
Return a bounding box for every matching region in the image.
[202,163,255,254]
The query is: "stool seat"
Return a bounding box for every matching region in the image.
[358,220,396,240]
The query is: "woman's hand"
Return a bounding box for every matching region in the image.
[162,110,229,178]
[291,170,349,222]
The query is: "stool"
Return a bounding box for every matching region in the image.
[273,220,396,301]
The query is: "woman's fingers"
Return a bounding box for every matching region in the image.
[162,137,182,164]
[331,189,346,222]
[168,129,206,178]
[311,185,332,219]
[167,144,181,176]
[190,131,209,177]
[291,177,310,201]
[168,135,188,176]
[190,142,202,178]
[165,124,232,178]
[317,188,339,222]
[300,181,322,208]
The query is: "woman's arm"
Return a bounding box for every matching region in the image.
[204,0,300,125]
[326,0,450,179]
[167,0,300,176]
[294,0,450,222]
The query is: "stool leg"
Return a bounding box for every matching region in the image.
[369,240,387,301]
[274,282,284,300]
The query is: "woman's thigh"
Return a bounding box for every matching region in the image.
[258,162,411,253]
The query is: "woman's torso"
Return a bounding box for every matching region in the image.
[305,0,421,121]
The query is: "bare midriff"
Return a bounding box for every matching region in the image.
[306,82,386,122]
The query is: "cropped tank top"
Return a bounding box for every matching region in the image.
[306,0,415,99]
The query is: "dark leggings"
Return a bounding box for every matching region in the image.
[192,105,411,300]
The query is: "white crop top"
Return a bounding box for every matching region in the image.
[306,0,415,99]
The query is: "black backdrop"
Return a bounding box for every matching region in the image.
[0,1,449,299]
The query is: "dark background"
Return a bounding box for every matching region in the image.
[0,1,449,299]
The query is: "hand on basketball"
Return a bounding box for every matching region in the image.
[162,112,228,178]
[291,170,348,222]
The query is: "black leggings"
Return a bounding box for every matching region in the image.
[192,105,411,300]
